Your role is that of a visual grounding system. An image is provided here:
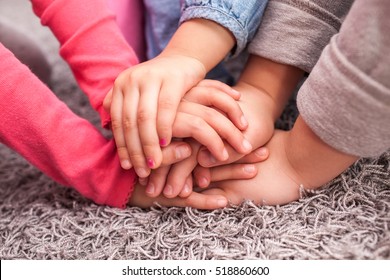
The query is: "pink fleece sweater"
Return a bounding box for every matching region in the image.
[0,0,140,208]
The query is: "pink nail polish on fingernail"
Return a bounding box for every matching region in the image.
[147,158,155,168]
[159,138,167,146]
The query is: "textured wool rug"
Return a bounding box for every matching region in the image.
[1,0,389,260]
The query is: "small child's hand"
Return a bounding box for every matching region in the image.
[128,176,228,210]
[104,53,206,178]
[194,82,276,173]
[141,139,200,198]
[139,80,256,199]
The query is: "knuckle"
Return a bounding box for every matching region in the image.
[128,152,145,166]
[110,119,123,131]
[158,98,176,110]
[122,116,136,131]
[137,108,154,124]
[189,117,206,131]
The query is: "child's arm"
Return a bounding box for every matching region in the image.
[31,0,139,128]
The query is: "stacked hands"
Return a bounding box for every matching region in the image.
[103,53,307,209]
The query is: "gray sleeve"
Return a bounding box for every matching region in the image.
[248,0,353,72]
[297,0,390,157]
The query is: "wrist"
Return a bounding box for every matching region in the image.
[239,55,304,119]
[285,116,358,188]
[162,18,235,73]
[234,81,278,123]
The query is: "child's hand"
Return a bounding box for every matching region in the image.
[104,53,206,177]
[128,176,228,210]
[197,121,357,206]
[195,130,303,206]
[194,82,276,175]
[136,79,257,198]
[193,146,269,188]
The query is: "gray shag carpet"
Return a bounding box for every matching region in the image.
[0,0,389,260]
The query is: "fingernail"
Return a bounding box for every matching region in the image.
[159,138,167,147]
[207,154,217,165]
[139,177,148,186]
[240,115,248,127]
[217,199,227,207]
[198,176,209,187]
[146,183,155,194]
[222,148,229,160]
[244,164,256,173]
[121,160,131,170]
[164,184,173,196]
[255,147,268,157]
[147,158,155,168]
[175,144,191,159]
[231,88,240,96]
[242,139,252,152]
[183,184,191,195]
[135,168,149,178]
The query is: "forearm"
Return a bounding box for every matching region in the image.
[297,0,390,157]
[0,45,135,208]
[238,55,304,121]
[160,18,235,73]
[31,0,138,128]
[286,116,358,188]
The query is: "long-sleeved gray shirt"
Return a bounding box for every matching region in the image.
[249,0,390,157]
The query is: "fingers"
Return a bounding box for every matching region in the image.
[162,141,200,198]
[184,85,248,130]
[172,112,228,161]
[137,80,165,169]
[129,182,228,210]
[144,141,192,197]
[179,176,193,198]
[145,165,170,197]
[237,147,269,163]
[176,103,252,159]
[194,163,258,188]
[110,84,133,170]
[198,145,269,168]
[157,191,228,209]
[156,78,186,148]
[160,142,192,166]
[195,79,241,100]
[122,85,152,178]
[145,140,199,198]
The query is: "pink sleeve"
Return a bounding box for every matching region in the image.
[107,0,146,61]
[31,0,139,128]
[0,44,136,208]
